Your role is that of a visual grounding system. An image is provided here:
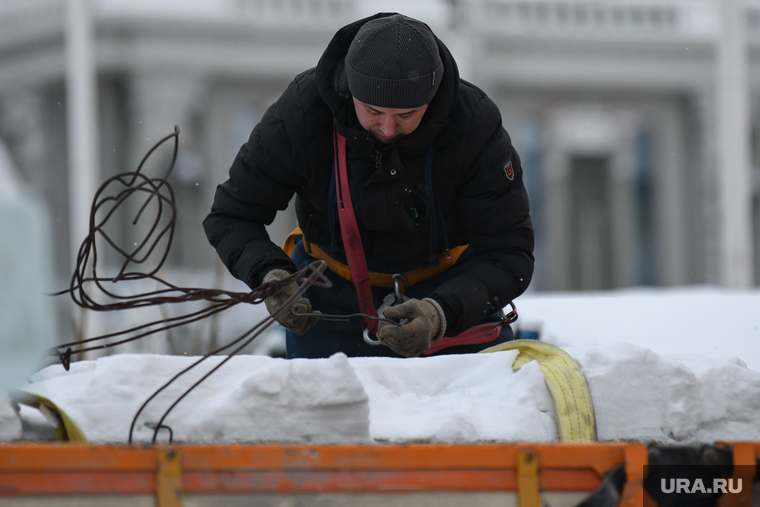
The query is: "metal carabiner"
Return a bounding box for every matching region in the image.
[362,274,410,346]
[362,293,398,345]
[362,328,381,345]
[392,273,409,303]
[502,301,518,324]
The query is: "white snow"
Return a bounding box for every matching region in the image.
[0,391,22,441]
[3,286,760,444]
[351,351,557,443]
[23,353,371,444]
[568,343,760,442]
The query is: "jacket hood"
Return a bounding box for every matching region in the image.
[316,12,460,155]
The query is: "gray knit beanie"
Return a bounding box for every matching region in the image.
[346,14,443,109]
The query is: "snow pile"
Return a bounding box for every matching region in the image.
[22,353,371,444]
[9,341,760,444]
[569,343,760,443]
[352,351,557,442]
[15,350,560,444]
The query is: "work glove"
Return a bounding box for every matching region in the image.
[263,269,319,334]
[376,298,447,357]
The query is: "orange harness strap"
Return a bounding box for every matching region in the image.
[283,226,468,289]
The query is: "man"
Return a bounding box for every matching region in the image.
[204,13,534,359]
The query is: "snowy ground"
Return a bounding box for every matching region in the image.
[2,286,760,444]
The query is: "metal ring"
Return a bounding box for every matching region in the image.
[502,301,518,324]
[392,273,407,302]
[363,327,382,346]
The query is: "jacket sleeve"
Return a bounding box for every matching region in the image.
[203,77,310,289]
[428,97,535,336]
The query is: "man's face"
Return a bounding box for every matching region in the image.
[352,97,429,144]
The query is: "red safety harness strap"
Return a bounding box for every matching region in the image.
[422,305,517,355]
[333,131,514,350]
[334,131,379,335]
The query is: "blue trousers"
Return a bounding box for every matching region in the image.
[285,239,514,358]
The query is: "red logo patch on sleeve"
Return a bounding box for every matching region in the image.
[503,160,514,181]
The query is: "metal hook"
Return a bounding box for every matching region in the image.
[363,327,382,346]
[362,276,411,346]
[363,293,398,346]
[392,273,408,303]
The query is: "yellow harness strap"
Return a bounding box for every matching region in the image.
[283,227,469,289]
[283,226,305,257]
[481,339,598,443]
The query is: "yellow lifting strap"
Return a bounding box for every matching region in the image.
[11,389,88,443]
[283,226,469,289]
[481,339,598,443]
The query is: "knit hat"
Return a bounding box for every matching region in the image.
[346,14,443,109]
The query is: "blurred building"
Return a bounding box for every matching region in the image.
[1,0,759,308]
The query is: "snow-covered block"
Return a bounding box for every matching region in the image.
[352,350,558,443]
[25,353,371,444]
[23,342,760,444]
[568,342,760,444]
[187,354,371,443]
[24,350,560,444]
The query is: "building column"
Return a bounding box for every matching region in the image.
[126,70,209,268]
[544,105,640,291]
[543,139,571,291]
[651,100,688,286]
[716,0,754,287]
[609,137,639,288]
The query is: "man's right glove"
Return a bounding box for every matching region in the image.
[376,298,447,357]
[263,269,319,334]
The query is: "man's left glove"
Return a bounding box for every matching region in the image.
[376,298,447,357]
[263,269,320,334]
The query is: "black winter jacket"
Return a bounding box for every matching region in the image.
[203,13,534,337]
